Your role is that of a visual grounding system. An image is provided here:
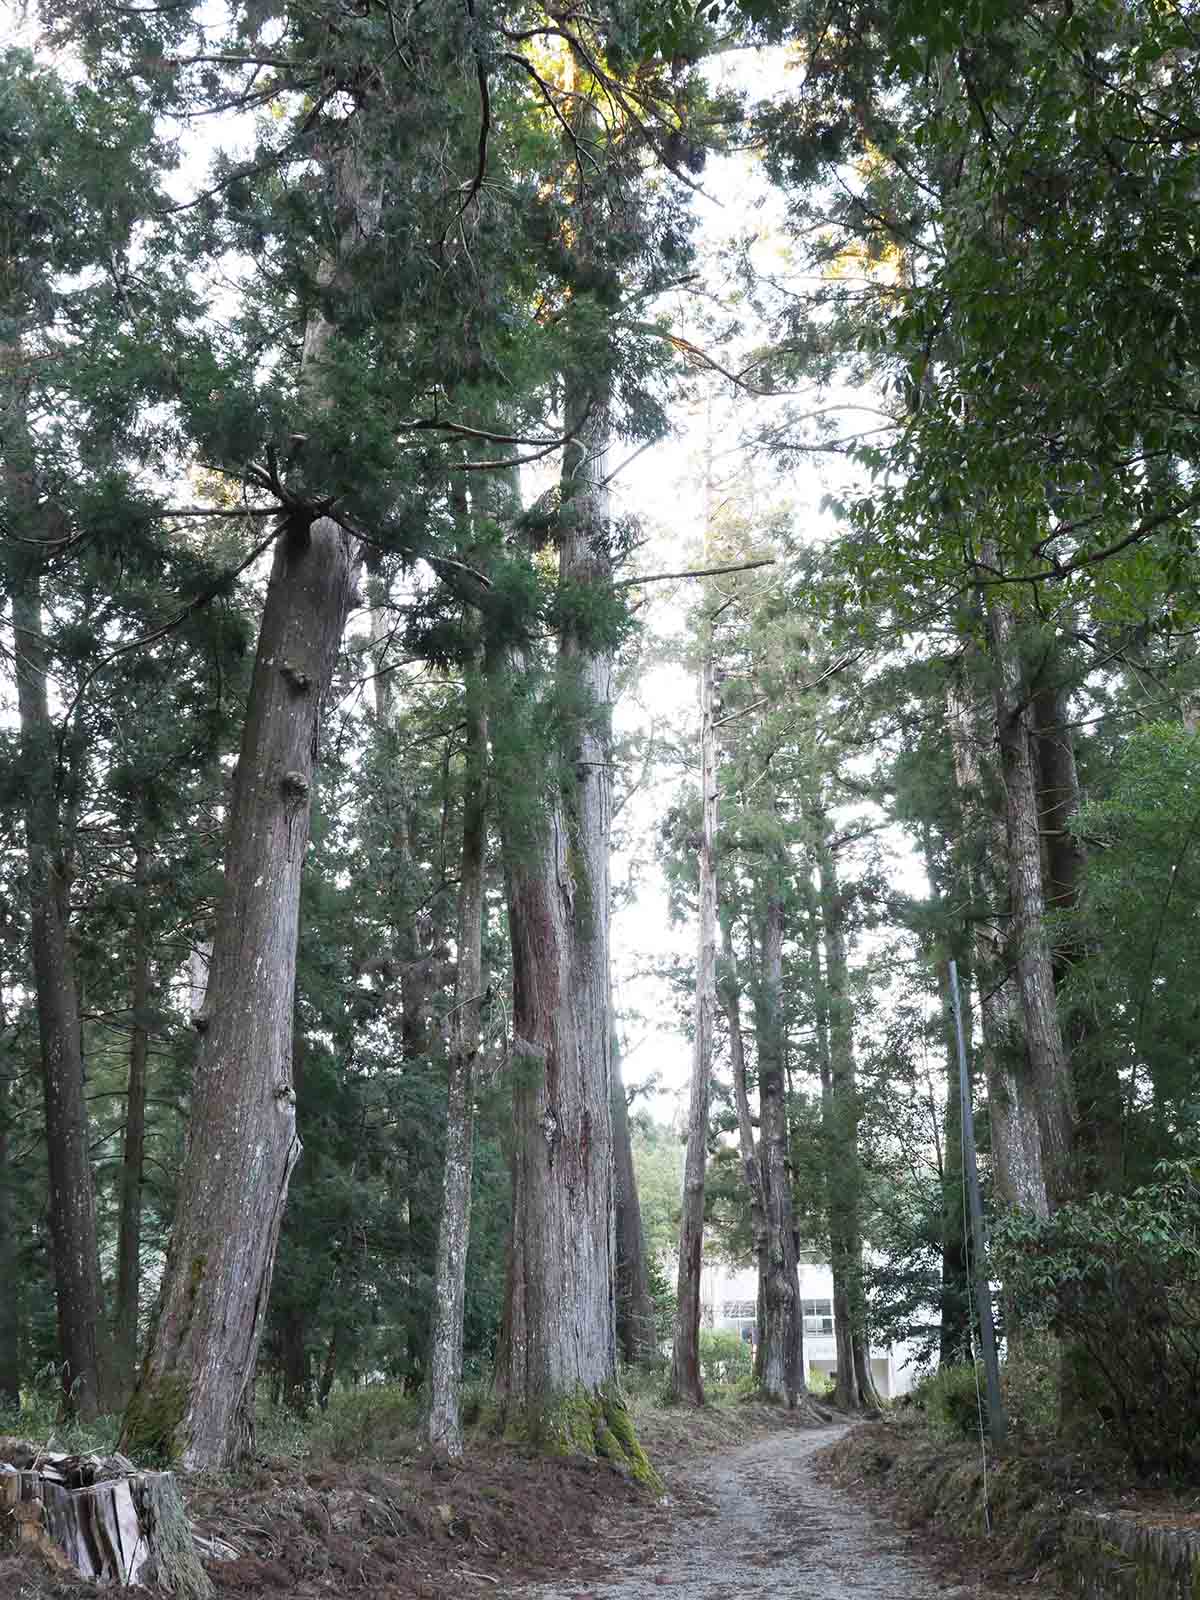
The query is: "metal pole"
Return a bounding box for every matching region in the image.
[948,958,1007,1448]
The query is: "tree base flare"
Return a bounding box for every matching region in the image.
[0,1440,212,1597]
[491,1387,664,1494]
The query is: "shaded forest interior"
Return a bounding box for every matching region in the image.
[1,0,1199,1506]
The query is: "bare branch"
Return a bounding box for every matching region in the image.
[614,558,775,590]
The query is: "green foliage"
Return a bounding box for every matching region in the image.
[994,1161,1200,1479]
[698,1329,753,1389]
[914,1363,988,1443]
[1065,726,1200,1171]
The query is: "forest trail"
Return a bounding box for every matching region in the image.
[514,1422,985,1600]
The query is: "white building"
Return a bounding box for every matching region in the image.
[699,1257,923,1400]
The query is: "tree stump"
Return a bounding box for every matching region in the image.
[0,1439,213,1596]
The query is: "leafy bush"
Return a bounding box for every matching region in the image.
[305,1383,423,1460]
[994,1160,1200,1479]
[914,1363,988,1441]
[698,1329,752,1388]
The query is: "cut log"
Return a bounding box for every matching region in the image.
[0,1440,212,1596]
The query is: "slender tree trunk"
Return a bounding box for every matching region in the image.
[670,645,717,1406]
[612,1024,655,1367]
[752,885,805,1405]
[0,991,20,1410]
[934,954,972,1367]
[817,849,879,1411]
[114,840,151,1403]
[947,676,1049,1218]
[985,580,1075,1207]
[428,664,487,1454]
[493,348,619,1430]
[12,571,108,1421]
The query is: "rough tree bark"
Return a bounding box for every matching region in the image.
[947,676,1048,1218]
[751,882,805,1406]
[428,662,488,1454]
[1032,679,1121,1191]
[933,948,973,1367]
[120,146,375,1468]
[113,839,151,1402]
[817,846,880,1411]
[119,515,358,1468]
[0,991,19,1410]
[670,643,718,1407]
[612,1025,656,1368]
[720,920,766,1382]
[12,566,108,1421]
[492,354,625,1449]
[985,578,1075,1208]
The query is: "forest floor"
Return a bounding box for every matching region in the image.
[1,1400,1067,1599]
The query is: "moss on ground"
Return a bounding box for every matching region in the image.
[488,1384,664,1495]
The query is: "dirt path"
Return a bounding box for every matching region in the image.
[512,1423,986,1600]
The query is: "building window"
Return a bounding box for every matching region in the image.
[802,1298,834,1336]
[721,1300,756,1320]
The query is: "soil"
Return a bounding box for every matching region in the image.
[514,1422,1024,1600]
[0,1409,1058,1600]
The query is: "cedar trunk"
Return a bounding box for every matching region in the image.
[985,581,1075,1207]
[720,921,766,1384]
[612,1027,656,1367]
[818,848,879,1411]
[120,517,357,1468]
[12,570,108,1421]
[428,665,488,1453]
[493,370,618,1422]
[946,676,1048,1217]
[752,887,804,1405]
[0,1009,19,1409]
[670,647,718,1406]
[1032,681,1121,1190]
[934,949,973,1367]
[113,840,151,1401]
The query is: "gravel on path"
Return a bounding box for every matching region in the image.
[513,1423,988,1600]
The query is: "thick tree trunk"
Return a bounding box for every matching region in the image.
[120,519,357,1469]
[985,582,1075,1207]
[612,1027,656,1368]
[946,677,1049,1218]
[428,665,487,1455]
[720,920,766,1383]
[670,647,718,1407]
[753,887,805,1405]
[114,840,151,1403]
[1032,681,1122,1190]
[493,360,619,1431]
[120,135,377,1470]
[12,572,108,1422]
[817,849,879,1411]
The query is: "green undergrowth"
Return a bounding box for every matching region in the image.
[818,1413,1093,1590]
[0,1366,120,1457]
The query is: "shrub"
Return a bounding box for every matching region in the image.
[306,1383,422,1460]
[915,1363,989,1442]
[994,1159,1200,1480]
[698,1329,753,1388]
